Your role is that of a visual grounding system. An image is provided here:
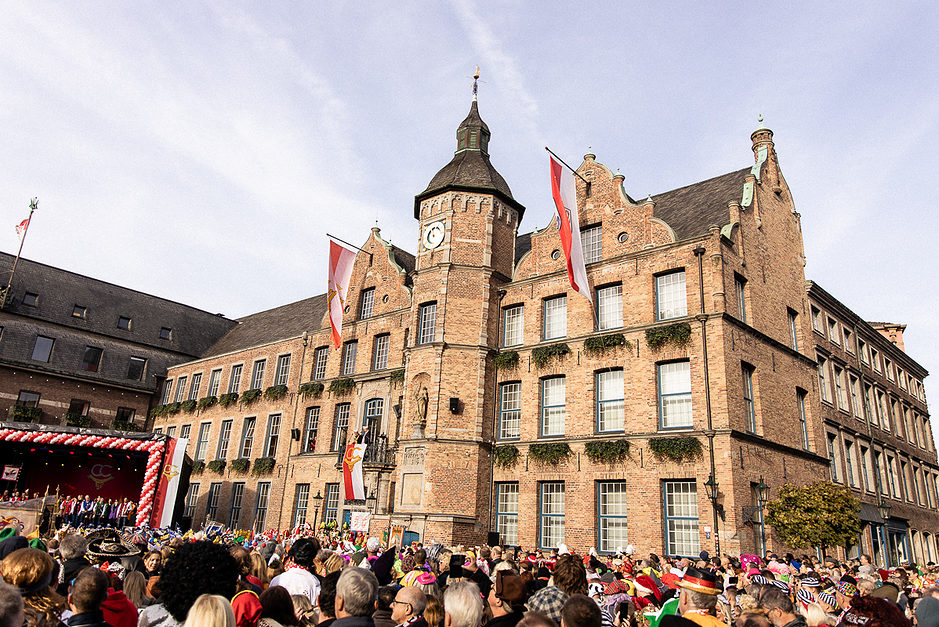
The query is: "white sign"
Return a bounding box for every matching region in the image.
[1,466,20,481]
[350,511,371,532]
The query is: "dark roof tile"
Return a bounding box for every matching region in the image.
[652,168,749,240]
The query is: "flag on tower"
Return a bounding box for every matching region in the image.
[15,218,29,239]
[327,239,357,350]
[549,156,592,304]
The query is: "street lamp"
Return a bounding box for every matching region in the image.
[877,498,891,523]
[703,474,721,556]
[878,498,892,567]
[366,489,378,514]
[311,490,324,530]
[756,476,770,557]
[704,474,718,501]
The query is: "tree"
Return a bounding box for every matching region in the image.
[764,481,861,555]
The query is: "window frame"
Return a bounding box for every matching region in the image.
[228,364,243,395]
[742,363,757,433]
[31,336,54,362]
[735,275,747,323]
[596,369,625,433]
[538,481,565,550]
[655,270,687,321]
[342,341,358,376]
[229,483,245,529]
[418,302,437,345]
[263,413,281,458]
[324,483,340,523]
[239,417,256,459]
[787,309,799,351]
[542,295,567,340]
[188,372,202,401]
[304,406,320,453]
[596,284,623,331]
[206,482,222,521]
[662,480,700,557]
[359,288,375,320]
[797,389,810,451]
[658,361,693,430]
[332,403,350,452]
[372,334,390,371]
[540,376,566,438]
[597,480,629,553]
[274,354,291,386]
[217,420,233,460]
[195,422,211,461]
[81,346,103,372]
[580,224,602,264]
[254,482,271,532]
[495,482,519,546]
[498,381,521,440]
[294,484,311,528]
[250,359,266,390]
[207,369,222,397]
[313,347,329,380]
[502,304,524,347]
[127,356,147,381]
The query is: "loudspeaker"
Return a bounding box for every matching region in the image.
[449,397,460,413]
[290,428,301,441]
[487,531,500,546]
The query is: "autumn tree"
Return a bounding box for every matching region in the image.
[765,481,861,556]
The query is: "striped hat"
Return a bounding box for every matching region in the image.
[752,575,771,585]
[800,576,821,588]
[818,592,837,607]
[796,588,815,605]
[678,566,721,595]
[771,580,790,592]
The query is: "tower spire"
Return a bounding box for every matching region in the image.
[472,65,480,102]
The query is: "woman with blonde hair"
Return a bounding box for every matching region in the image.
[800,602,835,627]
[123,570,152,609]
[423,595,445,627]
[183,593,236,627]
[249,552,270,587]
[0,547,67,626]
[323,552,344,574]
[291,594,317,627]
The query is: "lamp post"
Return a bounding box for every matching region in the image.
[756,476,770,557]
[311,490,323,531]
[366,489,377,514]
[878,497,892,566]
[703,474,721,556]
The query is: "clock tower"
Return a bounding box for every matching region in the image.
[395,92,525,543]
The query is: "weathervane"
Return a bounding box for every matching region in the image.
[473,65,480,101]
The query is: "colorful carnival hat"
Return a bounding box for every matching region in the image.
[678,566,720,595]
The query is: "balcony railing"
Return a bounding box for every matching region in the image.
[334,432,395,467]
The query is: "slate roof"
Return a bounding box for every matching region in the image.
[515,232,532,265]
[202,294,327,357]
[652,167,750,240]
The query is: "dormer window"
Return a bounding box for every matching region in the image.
[23,292,38,307]
[458,130,467,150]
[469,130,478,148]
[159,327,172,340]
[72,305,86,319]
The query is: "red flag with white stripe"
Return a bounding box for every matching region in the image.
[15,218,29,239]
[327,240,357,350]
[342,443,367,500]
[549,156,592,304]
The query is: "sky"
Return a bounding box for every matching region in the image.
[1,1,937,401]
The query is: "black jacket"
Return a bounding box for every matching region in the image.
[333,617,376,627]
[66,610,114,627]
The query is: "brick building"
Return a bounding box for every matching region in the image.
[0,252,236,430]
[152,99,935,565]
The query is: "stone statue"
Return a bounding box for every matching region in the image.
[416,386,428,425]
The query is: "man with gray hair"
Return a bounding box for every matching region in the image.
[57,533,91,596]
[444,580,484,627]
[336,567,380,627]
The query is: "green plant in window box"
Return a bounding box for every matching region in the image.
[583,333,631,356]
[10,405,42,422]
[207,460,226,475]
[328,378,356,395]
[299,382,324,399]
[645,322,692,351]
[584,439,631,464]
[163,402,181,416]
[197,396,218,411]
[148,405,165,419]
[531,343,571,368]
[252,457,275,476]
[191,460,206,475]
[111,419,138,432]
[493,445,521,468]
[218,393,239,408]
[64,412,91,427]
[492,351,520,369]
[528,442,573,466]
[179,400,197,414]
[240,388,262,405]
[229,458,250,473]
[648,436,702,462]
[263,385,289,401]
[390,369,405,384]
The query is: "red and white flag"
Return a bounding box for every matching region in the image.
[342,442,368,500]
[327,239,357,350]
[15,218,29,239]
[549,156,592,304]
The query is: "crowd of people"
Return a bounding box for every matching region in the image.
[55,496,138,530]
[0,521,937,627]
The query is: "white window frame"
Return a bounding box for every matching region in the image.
[250,359,266,390]
[359,287,375,320]
[598,481,628,553]
[655,271,687,321]
[581,225,602,264]
[418,302,437,345]
[541,377,565,437]
[658,361,692,429]
[597,284,623,331]
[543,296,567,340]
[274,354,291,386]
[663,480,700,557]
[499,382,521,440]
[372,335,390,370]
[342,341,357,376]
[264,414,281,458]
[539,482,565,549]
[228,364,243,394]
[503,305,524,347]
[596,370,624,433]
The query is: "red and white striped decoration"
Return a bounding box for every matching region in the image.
[0,429,165,527]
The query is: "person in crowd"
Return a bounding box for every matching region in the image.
[423,597,444,627]
[373,587,397,627]
[334,568,379,627]
[143,551,163,579]
[676,567,723,627]
[271,538,322,604]
[122,570,151,609]
[65,567,111,627]
[318,570,342,627]
[183,594,236,627]
[1,547,67,626]
[917,596,939,627]
[98,569,137,627]
[758,587,804,627]
[462,555,492,598]
[444,581,484,627]
[485,571,527,627]
[291,594,317,627]
[560,595,600,627]
[258,586,300,627]
[0,580,26,627]
[249,552,270,588]
[390,586,427,627]
[58,534,91,595]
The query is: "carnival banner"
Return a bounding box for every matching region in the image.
[342,442,367,500]
[152,437,187,528]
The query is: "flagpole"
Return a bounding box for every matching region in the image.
[2,198,37,310]
[327,233,372,262]
[544,147,589,184]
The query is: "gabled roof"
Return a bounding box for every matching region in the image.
[515,232,533,265]
[202,294,327,358]
[652,168,750,240]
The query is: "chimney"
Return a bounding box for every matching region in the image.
[870,322,907,353]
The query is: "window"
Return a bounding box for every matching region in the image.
[17,391,40,407]
[240,417,256,458]
[359,288,375,319]
[735,275,747,323]
[658,361,692,429]
[68,399,89,417]
[183,484,199,518]
[217,420,233,460]
[901,461,911,501]
[179,424,191,441]
[195,423,211,460]
[817,356,831,403]
[264,414,281,457]
[23,292,38,307]
[250,360,266,390]
[31,336,54,362]
[871,348,881,373]
[159,327,172,340]
[598,481,628,552]
[860,446,874,492]
[788,309,799,351]
[229,483,245,528]
[372,335,390,370]
[495,483,519,546]
[539,482,565,549]
[324,484,339,524]
[859,339,869,364]
[174,376,188,403]
[208,369,222,397]
[543,296,567,340]
[304,407,320,453]
[828,434,840,482]
[81,346,103,372]
[313,347,328,380]
[166,426,176,438]
[597,284,623,330]
[740,363,757,432]
[898,368,906,390]
[274,354,291,386]
[72,305,86,319]
[364,398,383,435]
[117,316,132,330]
[254,483,270,532]
[850,375,862,418]
[887,455,899,497]
[843,327,854,353]
[188,373,202,401]
[845,440,856,488]
[499,382,521,440]
[127,357,146,381]
[834,366,848,410]
[161,380,173,404]
[541,377,565,437]
[206,483,221,520]
[118,407,137,427]
[597,370,624,433]
[581,225,602,264]
[418,302,437,344]
[828,318,840,344]
[655,271,687,320]
[663,481,699,556]
[342,341,357,376]
[228,364,242,394]
[332,404,350,451]
[294,484,311,527]
[885,359,894,381]
[811,306,822,332]
[503,305,524,347]
[864,384,877,426]
[877,391,890,431]
[797,390,810,451]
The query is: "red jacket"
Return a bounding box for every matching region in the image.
[102,588,138,627]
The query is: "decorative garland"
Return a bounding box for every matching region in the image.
[583,333,631,356]
[328,378,356,395]
[528,442,573,465]
[218,393,239,408]
[493,444,521,468]
[584,439,631,464]
[299,382,324,399]
[10,405,43,422]
[531,343,571,368]
[230,458,250,473]
[191,460,206,474]
[0,428,164,526]
[179,400,197,414]
[207,459,226,475]
[645,322,692,351]
[389,369,405,384]
[491,351,520,369]
[264,385,289,401]
[111,419,138,432]
[648,436,703,462]
[197,396,217,411]
[64,413,92,428]
[240,389,262,406]
[252,457,276,476]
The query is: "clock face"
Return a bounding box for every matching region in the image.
[423,220,446,249]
